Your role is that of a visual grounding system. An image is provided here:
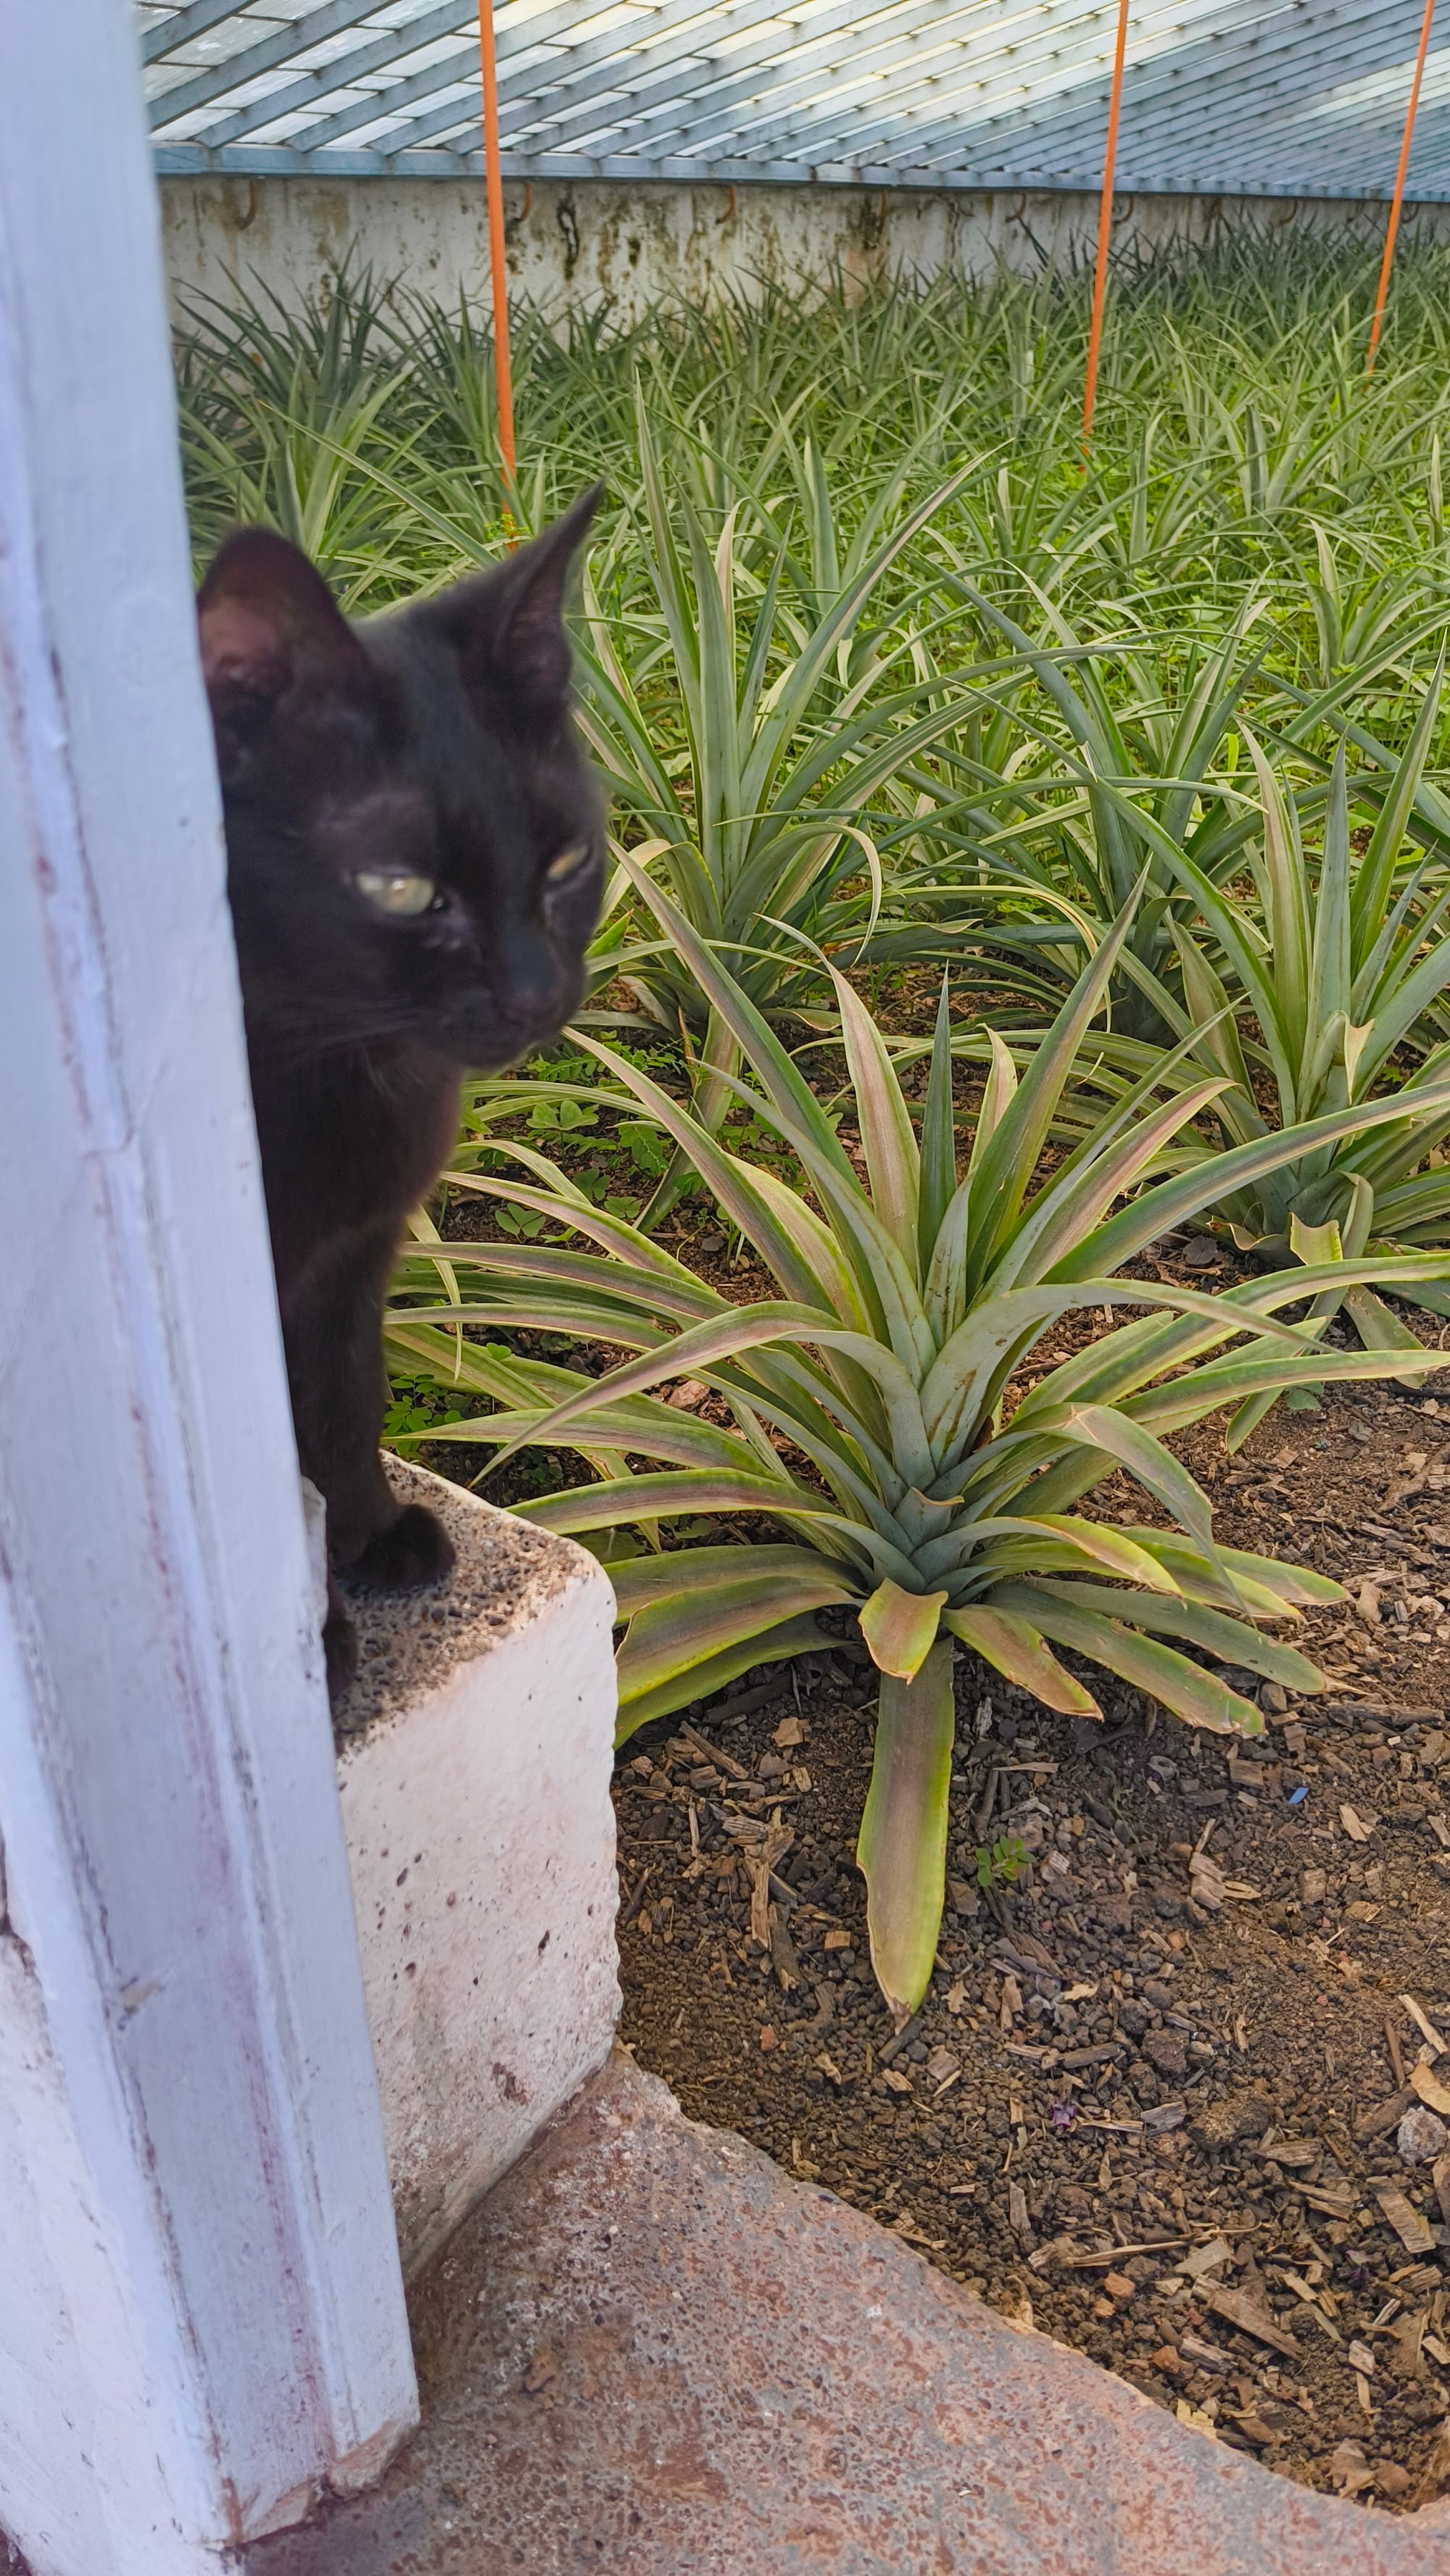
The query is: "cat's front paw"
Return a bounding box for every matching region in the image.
[347,1501,455,1595]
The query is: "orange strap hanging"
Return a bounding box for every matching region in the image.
[1367,0,1438,375]
[1082,0,1132,447]
[476,0,518,510]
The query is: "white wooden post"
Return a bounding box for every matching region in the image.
[0,7,418,2570]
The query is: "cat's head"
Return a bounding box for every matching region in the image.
[198,488,605,1075]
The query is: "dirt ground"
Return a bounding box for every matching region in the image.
[606,1360,1450,2513]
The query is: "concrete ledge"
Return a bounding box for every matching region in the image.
[334,1463,619,2274]
[241,2050,1450,2575]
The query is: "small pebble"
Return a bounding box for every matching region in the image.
[1397,2104,1448,2165]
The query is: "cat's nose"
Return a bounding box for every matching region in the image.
[492,930,573,1037]
[497,975,566,1038]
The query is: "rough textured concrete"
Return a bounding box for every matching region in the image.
[242,2052,1450,2575]
[336,1463,620,2274]
[160,175,1450,330]
[332,1460,587,1746]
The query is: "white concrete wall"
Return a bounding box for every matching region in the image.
[160,173,1450,325]
[335,1466,621,2278]
[0,1906,206,2576]
[0,8,418,2567]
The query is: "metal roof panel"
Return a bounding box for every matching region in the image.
[142,0,1450,200]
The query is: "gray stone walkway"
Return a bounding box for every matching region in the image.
[241,2052,1450,2574]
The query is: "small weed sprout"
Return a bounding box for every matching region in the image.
[974,1835,1031,1893]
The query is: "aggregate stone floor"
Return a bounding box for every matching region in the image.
[239,2052,1450,2576]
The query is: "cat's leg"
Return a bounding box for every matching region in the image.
[285,1220,455,1597]
[322,1565,360,1700]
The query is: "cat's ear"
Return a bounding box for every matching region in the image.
[198,528,370,769]
[444,483,604,729]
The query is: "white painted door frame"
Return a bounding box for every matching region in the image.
[0,7,418,2569]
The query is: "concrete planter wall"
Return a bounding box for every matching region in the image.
[333,1465,620,2275]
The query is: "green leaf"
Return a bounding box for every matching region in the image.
[1288,1211,1343,1267]
[943,1605,1101,1715]
[990,1513,1183,1592]
[1306,742,1353,1044]
[1016,1579,1326,1691]
[614,1557,858,1700]
[966,1029,1018,1180]
[989,1074,1233,1294]
[858,1640,957,2025]
[917,972,958,1280]
[966,892,1146,1294]
[609,1542,851,1621]
[560,1032,856,1319]
[1352,644,1446,975]
[483,1297,841,1469]
[989,1582,1264,1735]
[615,1617,828,1743]
[859,1578,948,1679]
[1342,1282,1432,1385]
[1175,924,1256,1104]
[1132,1534,1341,1610]
[617,853,859,1194]
[513,1470,830,1534]
[1073,1081,1450,1283]
[1243,726,1311,1068]
[830,963,920,1271]
[1058,1402,1219,1558]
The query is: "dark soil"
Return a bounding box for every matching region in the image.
[610,1373,1450,2514]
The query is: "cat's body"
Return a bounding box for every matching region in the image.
[199,492,605,1687]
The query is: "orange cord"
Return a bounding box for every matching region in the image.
[476,0,518,531]
[1367,0,1437,375]
[1082,0,1132,449]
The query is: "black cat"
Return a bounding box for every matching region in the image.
[198,489,605,1692]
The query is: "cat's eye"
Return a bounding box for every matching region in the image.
[354,871,437,917]
[544,842,592,886]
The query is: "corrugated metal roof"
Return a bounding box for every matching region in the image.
[142,0,1450,201]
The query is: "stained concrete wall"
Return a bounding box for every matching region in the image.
[160,174,1450,325]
